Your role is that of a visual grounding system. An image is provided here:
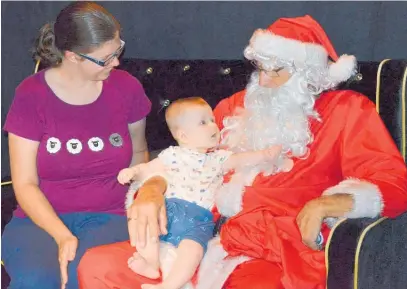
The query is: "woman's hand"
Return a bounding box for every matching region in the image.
[127,176,168,248]
[296,199,325,250]
[56,233,78,289]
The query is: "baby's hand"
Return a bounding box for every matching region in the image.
[118,167,138,185]
[264,145,283,162]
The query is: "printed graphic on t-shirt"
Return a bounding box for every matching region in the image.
[88,137,104,152]
[45,133,124,154]
[66,139,83,154]
[46,137,62,154]
[109,133,123,147]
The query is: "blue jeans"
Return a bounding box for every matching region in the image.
[1,212,128,289]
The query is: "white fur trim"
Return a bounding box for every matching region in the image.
[125,181,142,210]
[196,237,251,289]
[244,31,328,67]
[322,178,384,219]
[215,181,245,218]
[158,242,194,289]
[158,242,178,280]
[215,168,260,217]
[324,217,342,228]
[328,54,357,83]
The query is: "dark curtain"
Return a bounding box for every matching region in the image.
[2,1,407,178]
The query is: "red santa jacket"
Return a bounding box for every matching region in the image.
[205,89,407,289]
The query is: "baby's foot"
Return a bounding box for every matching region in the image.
[128,253,160,279]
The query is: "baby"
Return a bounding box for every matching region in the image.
[118,97,289,289]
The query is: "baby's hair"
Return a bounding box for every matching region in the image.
[165,97,209,136]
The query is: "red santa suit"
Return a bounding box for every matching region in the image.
[195,15,407,289]
[77,15,407,289]
[194,89,407,289]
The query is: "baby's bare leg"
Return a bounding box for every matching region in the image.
[128,228,160,279]
[142,239,204,289]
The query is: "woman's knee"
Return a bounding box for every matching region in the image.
[2,218,60,289]
[223,259,284,289]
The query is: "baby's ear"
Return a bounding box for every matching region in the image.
[175,129,188,143]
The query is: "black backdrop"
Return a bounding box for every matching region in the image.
[2,1,407,178]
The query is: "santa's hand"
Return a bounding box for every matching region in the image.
[118,167,138,184]
[296,199,325,250]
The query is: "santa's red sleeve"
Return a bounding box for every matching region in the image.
[322,92,407,219]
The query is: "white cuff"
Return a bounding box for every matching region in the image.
[322,178,384,219]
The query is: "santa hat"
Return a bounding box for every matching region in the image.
[244,15,357,83]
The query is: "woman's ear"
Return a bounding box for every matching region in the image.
[64,50,80,63]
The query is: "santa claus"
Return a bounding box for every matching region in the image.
[77,15,407,289]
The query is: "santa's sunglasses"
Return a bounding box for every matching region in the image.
[76,40,125,67]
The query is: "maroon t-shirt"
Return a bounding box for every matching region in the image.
[4,69,152,217]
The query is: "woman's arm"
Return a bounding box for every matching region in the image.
[128,118,149,166]
[9,133,72,241]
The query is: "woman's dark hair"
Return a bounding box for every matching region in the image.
[33,1,120,67]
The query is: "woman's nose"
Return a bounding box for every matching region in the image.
[111,56,120,67]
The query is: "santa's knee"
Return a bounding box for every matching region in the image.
[78,246,106,275]
[224,273,283,289]
[78,245,124,288]
[223,260,284,289]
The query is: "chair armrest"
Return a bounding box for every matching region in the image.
[326,218,378,289]
[326,212,407,289]
[356,212,407,289]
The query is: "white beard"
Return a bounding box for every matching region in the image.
[215,71,320,217]
[221,71,320,158]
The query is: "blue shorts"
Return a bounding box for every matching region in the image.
[160,198,214,252]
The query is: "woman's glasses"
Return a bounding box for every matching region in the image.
[76,40,125,67]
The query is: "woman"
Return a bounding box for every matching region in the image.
[1,2,151,289]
